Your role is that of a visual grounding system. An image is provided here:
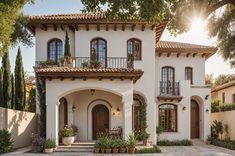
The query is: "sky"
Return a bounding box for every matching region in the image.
[9,0,234,76]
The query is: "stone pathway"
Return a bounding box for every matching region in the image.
[3,144,235,156]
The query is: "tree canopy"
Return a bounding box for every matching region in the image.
[81,0,235,67]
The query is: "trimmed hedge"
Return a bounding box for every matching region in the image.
[136,145,161,153]
[211,139,235,150]
[211,99,235,113]
[157,139,192,146]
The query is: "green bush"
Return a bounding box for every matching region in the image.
[0,129,13,154]
[211,120,223,140]
[157,139,192,146]
[211,99,220,113]
[211,139,235,150]
[44,139,56,149]
[211,98,235,113]
[60,125,74,137]
[220,104,235,112]
[136,145,161,153]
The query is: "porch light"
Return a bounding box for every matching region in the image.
[205,94,210,100]
[206,109,209,113]
[72,105,76,112]
[116,106,120,115]
[182,106,186,111]
[90,89,95,95]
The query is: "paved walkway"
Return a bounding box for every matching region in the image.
[3,144,235,156]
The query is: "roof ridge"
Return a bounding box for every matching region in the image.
[30,12,106,18]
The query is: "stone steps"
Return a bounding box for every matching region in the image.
[55,142,95,152]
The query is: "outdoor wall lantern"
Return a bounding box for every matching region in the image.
[205,94,210,100]
[72,105,76,112]
[90,89,95,95]
[113,106,121,116]
[206,109,209,113]
[182,106,186,111]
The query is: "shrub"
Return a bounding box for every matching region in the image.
[44,139,56,149]
[32,135,45,153]
[211,139,235,150]
[211,120,223,140]
[220,104,235,112]
[127,132,138,148]
[156,126,163,140]
[139,131,150,141]
[157,139,192,146]
[0,129,13,154]
[211,99,220,113]
[60,125,74,137]
[110,139,120,149]
[136,145,161,153]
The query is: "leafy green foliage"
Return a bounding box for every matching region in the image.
[14,47,25,111]
[0,68,3,107]
[127,132,138,148]
[211,99,235,113]
[0,129,13,154]
[60,125,74,137]
[11,74,15,109]
[211,139,235,150]
[134,94,147,131]
[44,139,56,149]
[214,74,235,86]
[27,87,36,113]
[211,99,220,113]
[2,50,12,108]
[136,145,161,153]
[211,120,224,140]
[64,31,71,57]
[157,139,192,146]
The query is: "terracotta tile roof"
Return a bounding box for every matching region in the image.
[156,41,217,58]
[211,80,235,92]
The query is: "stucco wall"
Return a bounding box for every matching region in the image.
[217,86,235,104]
[0,107,37,148]
[211,111,235,140]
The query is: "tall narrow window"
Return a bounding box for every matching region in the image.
[161,66,175,94]
[159,104,177,132]
[48,39,63,62]
[222,92,225,103]
[90,38,107,67]
[132,100,141,131]
[127,38,141,61]
[185,67,193,84]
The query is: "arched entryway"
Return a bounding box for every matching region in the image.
[191,99,199,138]
[92,104,109,139]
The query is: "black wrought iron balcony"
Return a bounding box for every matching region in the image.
[159,81,180,96]
[35,57,134,69]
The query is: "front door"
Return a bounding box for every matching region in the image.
[191,100,199,138]
[92,104,109,139]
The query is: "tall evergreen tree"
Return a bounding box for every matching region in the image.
[64,31,71,57]
[15,47,25,110]
[0,69,3,107]
[11,74,15,109]
[2,50,12,108]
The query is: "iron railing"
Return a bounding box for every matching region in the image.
[159,81,180,96]
[35,57,134,69]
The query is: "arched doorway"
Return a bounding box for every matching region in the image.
[92,104,109,139]
[191,99,199,138]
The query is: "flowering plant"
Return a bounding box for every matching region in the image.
[60,125,74,137]
[32,135,45,146]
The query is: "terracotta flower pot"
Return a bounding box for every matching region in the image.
[100,148,105,153]
[119,148,126,153]
[62,136,74,146]
[128,147,135,154]
[105,148,111,154]
[94,148,100,153]
[112,148,119,153]
[44,148,53,154]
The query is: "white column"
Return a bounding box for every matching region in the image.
[122,93,133,140]
[46,99,59,145]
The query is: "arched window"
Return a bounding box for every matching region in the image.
[185,67,193,84]
[161,66,175,94]
[90,38,107,67]
[127,38,141,61]
[159,104,177,132]
[132,99,141,131]
[48,39,63,62]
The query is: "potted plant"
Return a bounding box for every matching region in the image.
[60,125,75,146]
[44,139,56,154]
[140,131,150,146]
[127,132,137,154]
[103,137,111,154]
[119,139,127,153]
[32,135,45,153]
[111,139,119,154]
[94,139,101,153]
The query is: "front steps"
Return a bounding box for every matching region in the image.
[55,142,95,152]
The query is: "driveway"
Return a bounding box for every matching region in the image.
[4,144,235,156]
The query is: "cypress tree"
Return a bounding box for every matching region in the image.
[0,68,3,107]
[11,74,15,109]
[64,31,71,57]
[15,47,25,110]
[2,50,12,108]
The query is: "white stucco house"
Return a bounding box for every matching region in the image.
[28,12,217,145]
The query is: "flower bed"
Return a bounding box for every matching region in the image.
[211,139,235,150]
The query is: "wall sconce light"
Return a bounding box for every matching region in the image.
[72,105,76,112]
[182,106,186,111]
[205,94,210,100]
[90,89,95,95]
[206,109,209,113]
[113,106,121,116]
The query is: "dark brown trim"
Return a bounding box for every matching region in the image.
[157,95,183,102]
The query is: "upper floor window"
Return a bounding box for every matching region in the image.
[159,104,177,132]
[90,38,107,67]
[185,67,193,84]
[127,38,141,61]
[162,66,175,83]
[48,39,63,62]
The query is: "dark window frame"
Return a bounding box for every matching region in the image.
[159,104,177,132]
[185,67,193,84]
[127,38,142,61]
[161,66,175,83]
[47,38,63,62]
[90,38,107,67]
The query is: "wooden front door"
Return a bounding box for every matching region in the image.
[92,104,109,139]
[191,100,199,138]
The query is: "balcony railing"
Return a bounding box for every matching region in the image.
[36,57,134,69]
[159,81,180,96]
